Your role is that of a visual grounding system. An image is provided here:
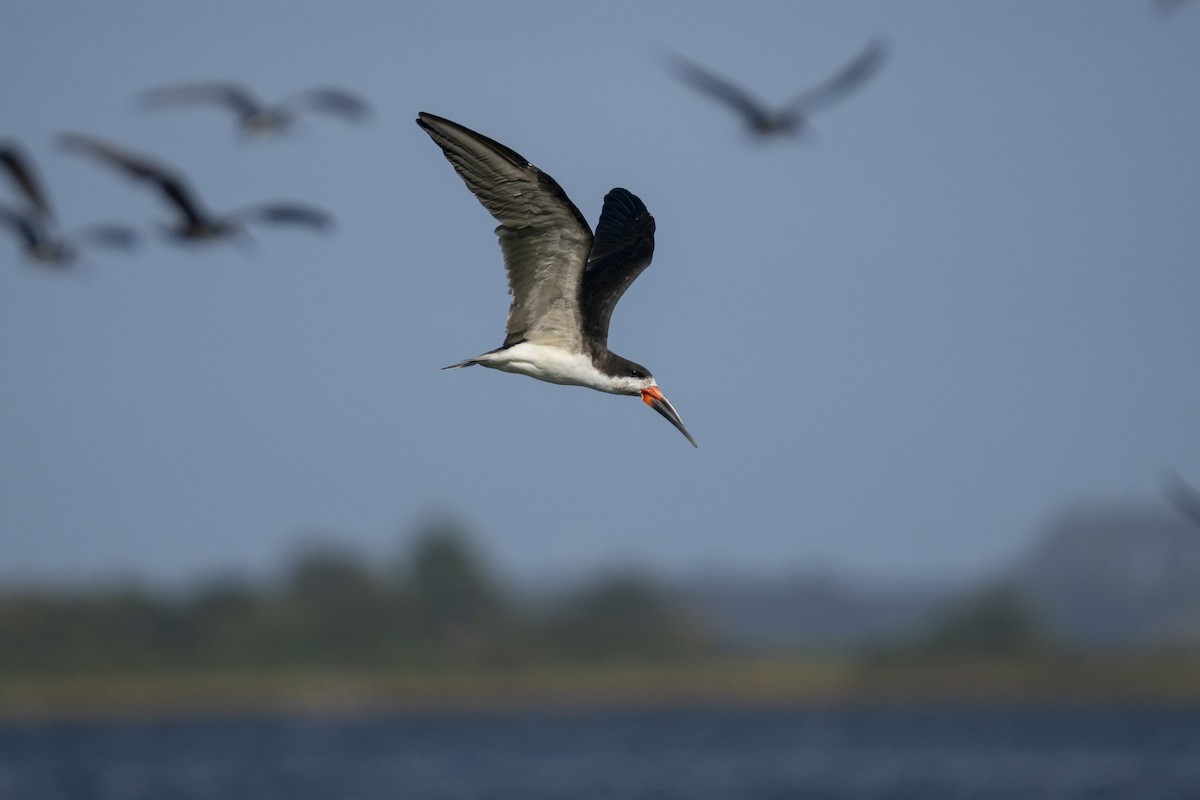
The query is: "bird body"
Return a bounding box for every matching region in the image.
[0,206,75,265]
[417,112,696,446]
[448,342,650,396]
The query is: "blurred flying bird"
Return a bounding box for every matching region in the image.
[416,112,697,447]
[59,133,333,243]
[140,83,371,135]
[0,141,137,266]
[1164,470,1200,530]
[669,38,888,139]
[0,206,138,266]
[1155,0,1196,16]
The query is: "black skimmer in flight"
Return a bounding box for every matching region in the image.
[59,133,333,243]
[140,82,370,136]
[416,112,697,447]
[669,38,888,139]
[0,141,137,266]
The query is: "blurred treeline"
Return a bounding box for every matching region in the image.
[2,500,1198,682]
[0,521,707,677]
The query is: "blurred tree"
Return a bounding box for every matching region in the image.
[908,583,1049,657]
[544,571,708,663]
[409,522,504,632]
[272,542,418,667]
[406,520,520,664]
[188,575,269,667]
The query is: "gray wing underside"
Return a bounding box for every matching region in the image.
[417,113,593,351]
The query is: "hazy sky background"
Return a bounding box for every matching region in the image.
[1,1,1197,587]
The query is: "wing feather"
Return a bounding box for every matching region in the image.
[417,113,593,350]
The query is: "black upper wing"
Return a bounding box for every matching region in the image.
[579,188,656,351]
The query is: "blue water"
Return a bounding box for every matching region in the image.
[2,706,1199,799]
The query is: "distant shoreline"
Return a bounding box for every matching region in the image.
[4,656,1199,723]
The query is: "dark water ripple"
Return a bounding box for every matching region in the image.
[1,706,1199,800]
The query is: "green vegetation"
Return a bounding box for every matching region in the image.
[0,521,706,679]
[2,518,1199,719]
[877,583,1051,661]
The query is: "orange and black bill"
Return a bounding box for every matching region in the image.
[642,386,697,447]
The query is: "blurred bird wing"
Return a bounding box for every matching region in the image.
[236,202,334,230]
[141,82,265,120]
[73,223,140,251]
[785,38,889,115]
[417,112,593,351]
[0,143,55,221]
[289,87,371,121]
[669,54,774,128]
[59,133,208,228]
[0,204,40,249]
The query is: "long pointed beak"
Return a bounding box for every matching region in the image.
[641,386,698,447]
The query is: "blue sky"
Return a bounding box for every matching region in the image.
[1,1,1197,586]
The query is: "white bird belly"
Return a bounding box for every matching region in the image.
[473,342,617,393]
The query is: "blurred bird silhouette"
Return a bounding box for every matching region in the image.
[59,133,333,244]
[669,38,888,139]
[140,83,370,136]
[1164,470,1200,530]
[417,112,697,447]
[0,141,137,267]
[1155,0,1196,16]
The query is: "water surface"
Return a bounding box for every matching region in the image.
[2,706,1199,799]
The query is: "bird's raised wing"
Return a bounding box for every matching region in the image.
[417,112,593,350]
[669,54,775,129]
[785,38,888,116]
[60,133,208,228]
[0,143,55,221]
[580,188,656,353]
[141,82,265,121]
